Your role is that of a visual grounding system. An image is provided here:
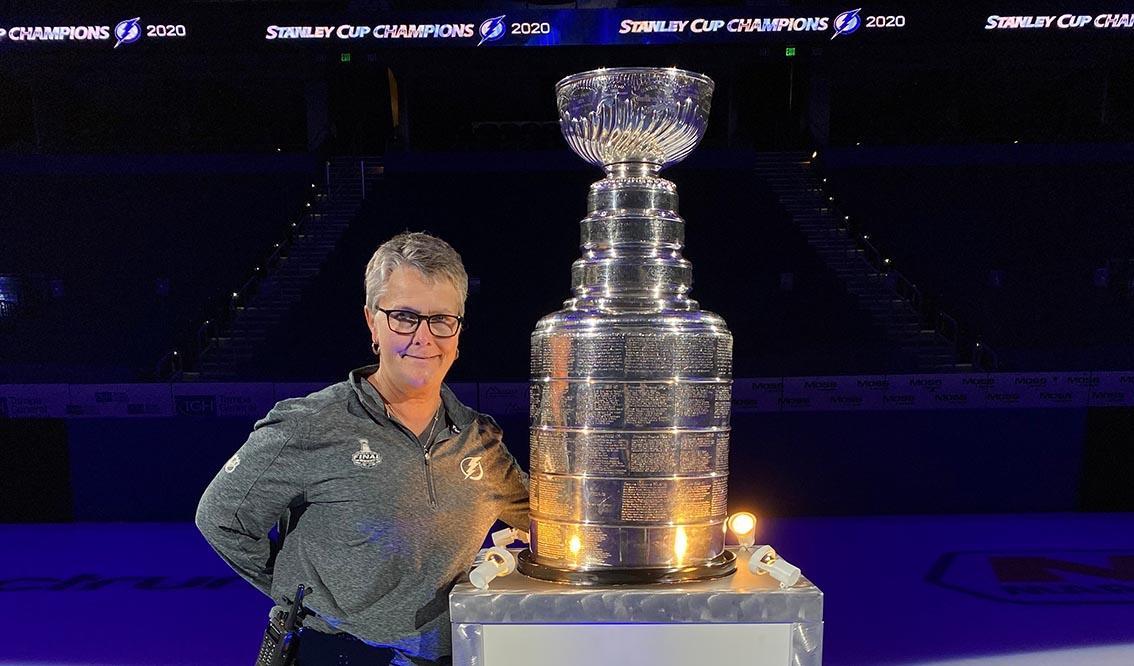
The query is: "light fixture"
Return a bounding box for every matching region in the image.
[469,546,516,590]
[491,527,530,547]
[748,545,801,588]
[811,151,818,159]
[727,512,757,549]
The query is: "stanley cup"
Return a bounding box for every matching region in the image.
[518,68,735,584]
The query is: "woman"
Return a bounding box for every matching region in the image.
[196,231,530,665]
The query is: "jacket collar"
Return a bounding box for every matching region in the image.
[347,365,478,430]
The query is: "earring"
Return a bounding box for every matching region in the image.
[371,341,380,355]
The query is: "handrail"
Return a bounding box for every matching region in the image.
[890,270,922,310]
[936,312,959,347]
[155,350,182,379]
[804,154,994,370]
[972,341,999,371]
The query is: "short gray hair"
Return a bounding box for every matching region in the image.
[364,231,469,314]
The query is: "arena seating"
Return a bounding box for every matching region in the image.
[0,158,316,381]
[825,157,1134,370]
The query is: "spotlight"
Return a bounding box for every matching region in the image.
[470,546,516,590]
[748,545,801,588]
[811,151,818,159]
[727,512,757,549]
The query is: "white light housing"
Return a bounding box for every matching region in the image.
[491,527,530,547]
[470,546,516,590]
[748,545,801,588]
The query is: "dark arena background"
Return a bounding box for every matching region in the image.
[2,1,1134,664]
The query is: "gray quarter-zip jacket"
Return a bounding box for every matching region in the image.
[195,366,529,660]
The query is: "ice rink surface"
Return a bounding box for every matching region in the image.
[2,513,1132,665]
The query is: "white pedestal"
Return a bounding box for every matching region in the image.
[450,547,823,666]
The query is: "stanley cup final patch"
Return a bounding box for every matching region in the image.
[352,439,381,468]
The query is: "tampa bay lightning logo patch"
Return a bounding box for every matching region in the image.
[478,15,506,46]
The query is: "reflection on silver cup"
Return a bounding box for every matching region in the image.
[519,68,735,584]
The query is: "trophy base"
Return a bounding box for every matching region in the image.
[516,548,736,585]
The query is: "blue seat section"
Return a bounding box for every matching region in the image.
[0,159,314,381]
[827,161,1134,370]
[267,160,900,381]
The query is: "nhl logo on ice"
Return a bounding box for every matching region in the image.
[352,439,381,468]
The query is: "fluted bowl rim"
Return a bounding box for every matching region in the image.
[554,66,715,95]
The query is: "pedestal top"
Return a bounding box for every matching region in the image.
[450,547,822,625]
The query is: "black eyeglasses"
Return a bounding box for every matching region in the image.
[375,307,463,338]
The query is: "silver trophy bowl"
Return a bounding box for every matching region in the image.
[519,67,735,585]
[556,67,714,176]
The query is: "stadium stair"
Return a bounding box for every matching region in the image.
[756,152,971,371]
[182,156,382,380]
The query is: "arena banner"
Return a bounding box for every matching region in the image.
[731,378,783,414]
[478,382,529,417]
[1088,371,1134,407]
[0,5,1131,53]
[172,382,276,418]
[0,384,69,418]
[64,384,173,418]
